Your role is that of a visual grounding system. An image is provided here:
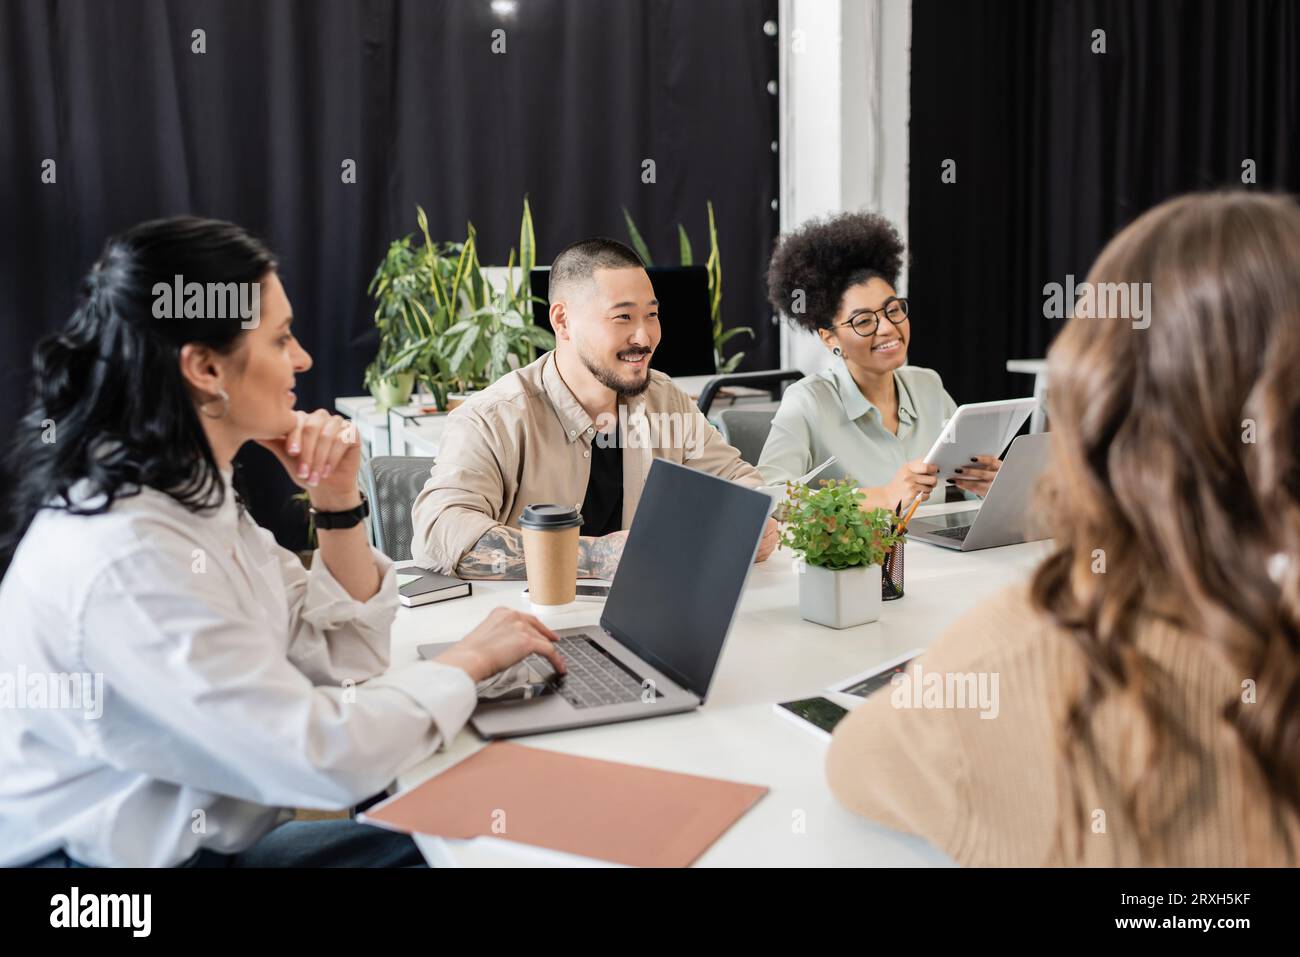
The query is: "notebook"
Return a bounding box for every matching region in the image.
[397,568,472,608]
[360,741,768,867]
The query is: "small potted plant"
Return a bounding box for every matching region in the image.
[779,480,902,629]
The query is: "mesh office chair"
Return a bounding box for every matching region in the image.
[718,408,777,467]
[361,456,437,561]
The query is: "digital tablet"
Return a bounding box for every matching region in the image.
[923,398,1037,481]
[829,648,925,698]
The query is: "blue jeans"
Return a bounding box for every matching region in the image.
[24,818,426,868]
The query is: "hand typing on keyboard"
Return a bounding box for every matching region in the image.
[529,635,652,710]
[475,655,561,701]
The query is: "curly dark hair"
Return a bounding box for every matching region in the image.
[766,211,906,332]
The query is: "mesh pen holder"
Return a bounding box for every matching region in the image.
[881,537,906,601]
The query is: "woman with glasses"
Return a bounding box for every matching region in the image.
[758,212,1000,509]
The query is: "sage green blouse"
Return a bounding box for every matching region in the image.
[757,356,960,492]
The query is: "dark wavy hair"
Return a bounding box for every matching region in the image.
[766,211,906,333]
[0,216,277,580]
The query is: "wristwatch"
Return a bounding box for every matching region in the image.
[309,492,370,531]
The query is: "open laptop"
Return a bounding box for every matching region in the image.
[469,458,771,738]
[906,431,1051,551]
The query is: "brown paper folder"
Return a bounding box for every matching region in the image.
[362,742,768,867]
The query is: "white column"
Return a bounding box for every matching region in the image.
[777,0,911,375]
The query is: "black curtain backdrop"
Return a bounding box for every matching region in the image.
[0,0,779,546]
[908,0,1300,406]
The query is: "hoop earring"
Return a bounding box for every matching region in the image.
[832,346,843,357]
[199,388,230,420]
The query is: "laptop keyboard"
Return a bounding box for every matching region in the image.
[528,635,647,709]
[930,524,972,541]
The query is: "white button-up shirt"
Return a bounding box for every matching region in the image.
[0,472,475,867]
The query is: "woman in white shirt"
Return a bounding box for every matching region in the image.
[759,212,1002,510]
[0,216,566,868]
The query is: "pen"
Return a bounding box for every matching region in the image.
[898,494,923,533]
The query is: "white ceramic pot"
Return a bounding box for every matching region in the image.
[797,561,883,629]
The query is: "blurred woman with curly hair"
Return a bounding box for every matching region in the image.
[759,211,1001,509]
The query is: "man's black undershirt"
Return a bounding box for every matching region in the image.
[580,431,623,537]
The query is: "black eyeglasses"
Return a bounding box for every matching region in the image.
[834,298,909,337]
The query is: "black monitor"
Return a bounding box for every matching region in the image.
[530,265,717,377]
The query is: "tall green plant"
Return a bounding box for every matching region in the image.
[365,198,553,409]
[363,206,447,405]
[622,201,753,373]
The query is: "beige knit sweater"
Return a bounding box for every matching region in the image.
[826,583,1300,865]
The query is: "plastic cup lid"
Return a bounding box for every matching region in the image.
[518,504,583,531]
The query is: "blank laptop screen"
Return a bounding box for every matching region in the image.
[600,459,770,699]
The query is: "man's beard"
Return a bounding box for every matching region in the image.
[578,344,653,397]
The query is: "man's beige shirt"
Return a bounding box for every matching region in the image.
[411,351,764,573]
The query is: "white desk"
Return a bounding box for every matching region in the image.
[333,395,448,458]
[386,409,447,458]
[333,396,392,458]
[387,501,1051,867]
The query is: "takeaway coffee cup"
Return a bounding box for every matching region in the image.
[518,504,583,606]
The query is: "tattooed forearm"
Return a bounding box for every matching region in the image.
[454,525,626,581]
[455,526,527,579]
[578,532,626,581]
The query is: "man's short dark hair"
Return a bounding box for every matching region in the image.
[548,237,645,302]
[766,211,906,333]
